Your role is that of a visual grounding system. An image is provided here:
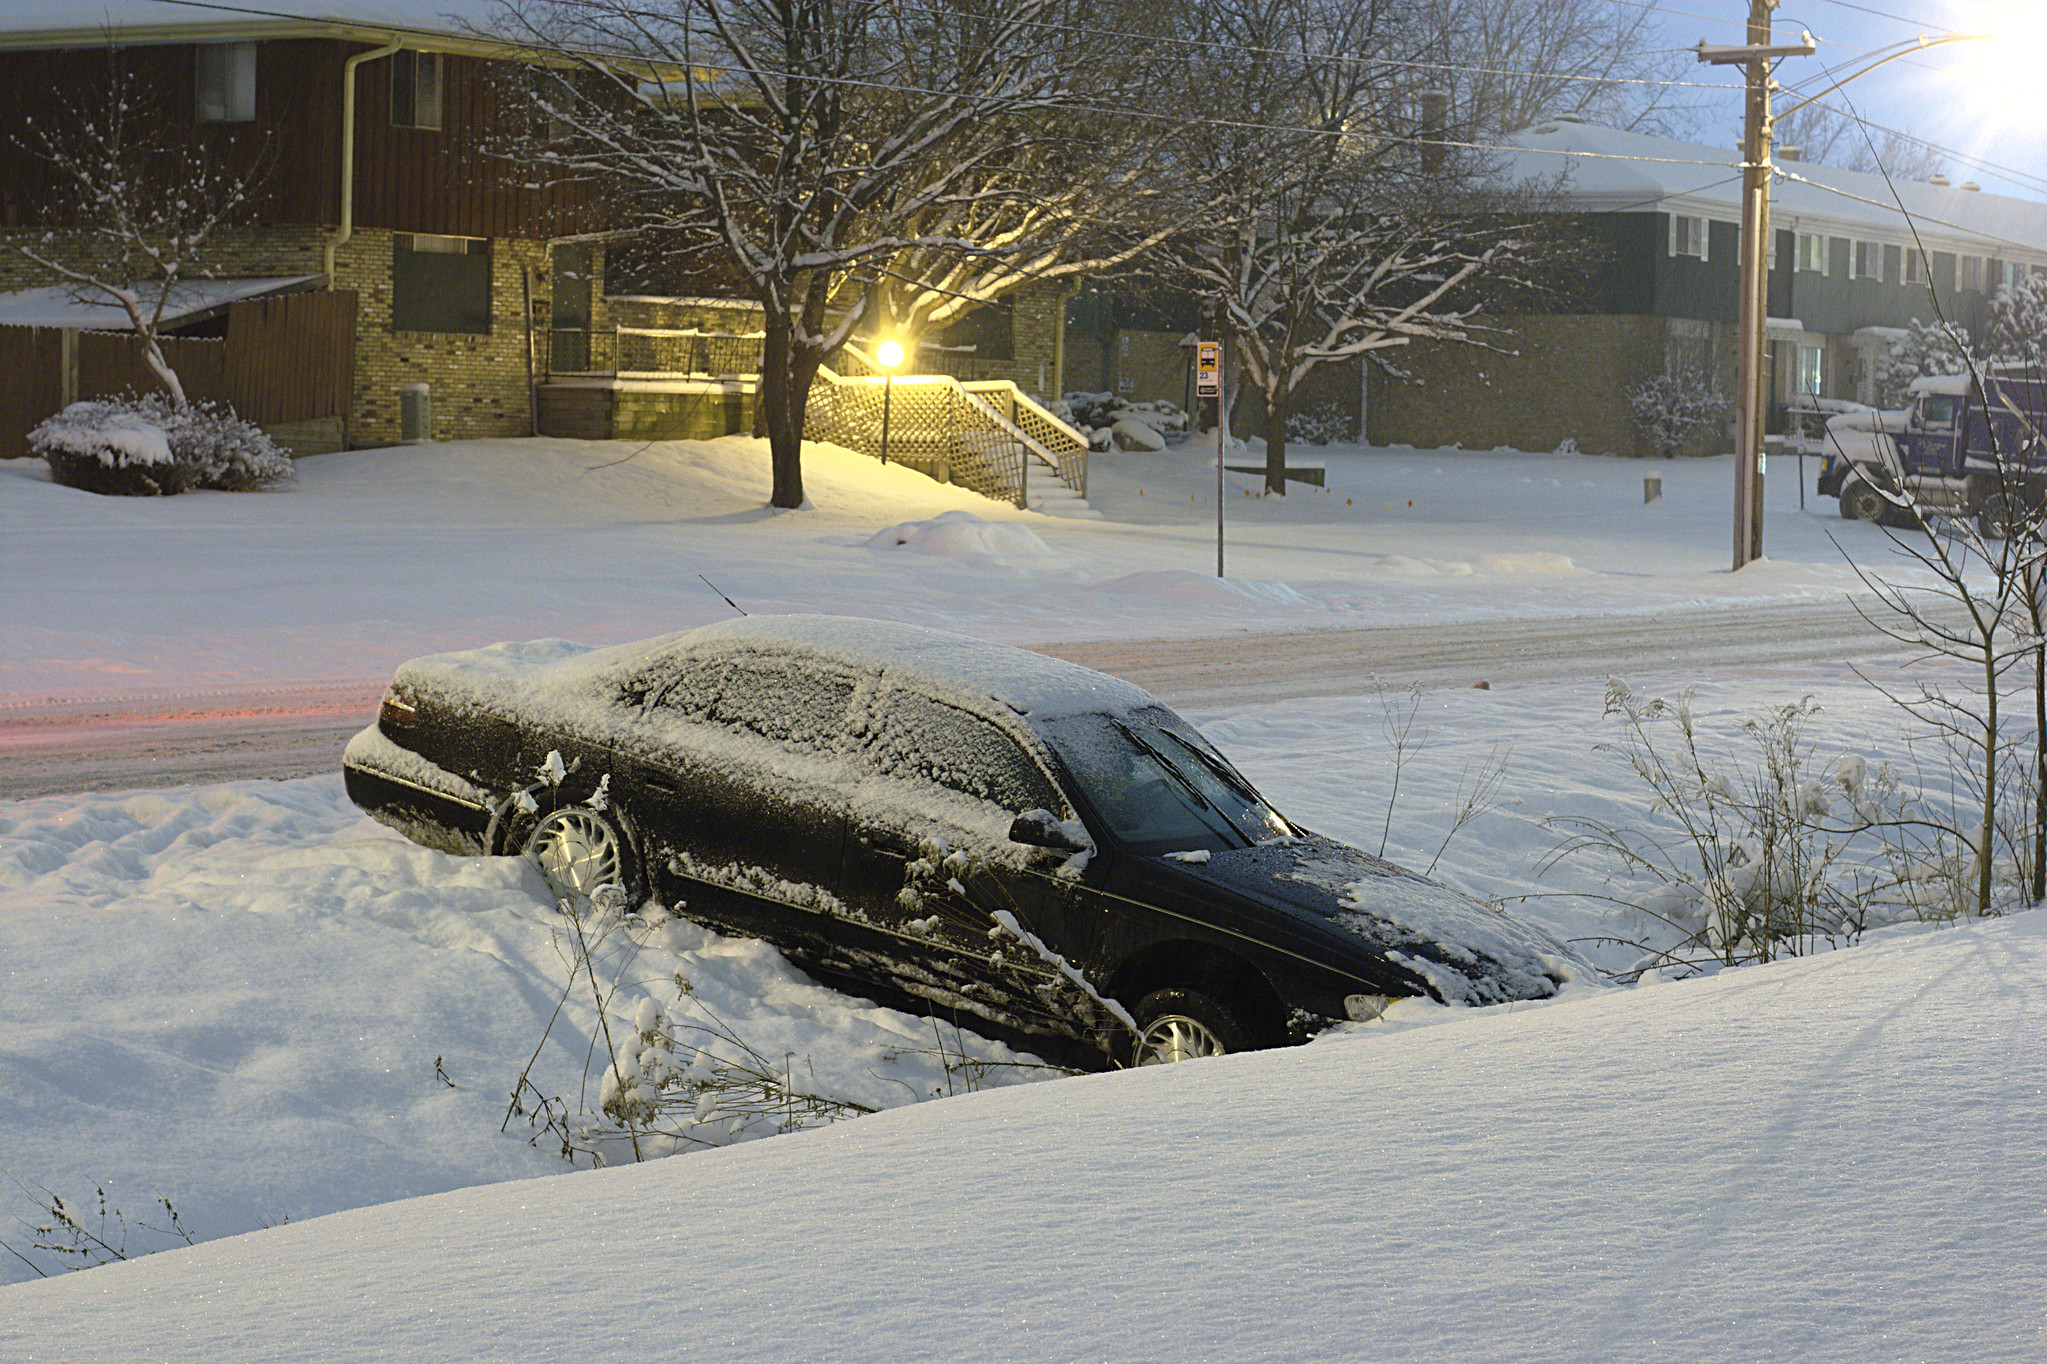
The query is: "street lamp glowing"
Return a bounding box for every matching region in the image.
[876,339,904,369]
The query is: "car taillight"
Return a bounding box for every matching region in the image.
[379,687,418,729]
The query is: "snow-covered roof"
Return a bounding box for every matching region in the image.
[0,1,514,50]
[635,615,1156,722]
[0,276,325,330]
[1497,117,2047,260]
[1908,373,1974,396]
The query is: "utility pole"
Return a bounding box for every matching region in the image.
[1699,4,1812,571]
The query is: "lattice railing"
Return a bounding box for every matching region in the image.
[548,327,765,379]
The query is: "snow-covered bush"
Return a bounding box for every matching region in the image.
[1546,683,1934,975]
[1063,393,1190,447]
[1874,319,1974,409]
[31,396,294,496]
[1983,273,2047,374]
[1625,367,1726,457]
[1286,401,1353,446]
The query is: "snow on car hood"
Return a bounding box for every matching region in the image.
[1197,835,1591,1005]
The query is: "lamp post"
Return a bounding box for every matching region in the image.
[876,338,904,466]
[1700,12,1990,571]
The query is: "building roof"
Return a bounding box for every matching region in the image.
[0,275,324,329]
[0,1,516,52]
[1497,116,2047,260]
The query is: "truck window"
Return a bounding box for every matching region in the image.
[1920,395,1959,429]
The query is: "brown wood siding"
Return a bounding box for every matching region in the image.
[0,40,611,238]
[0,327,64,457]
[350,50,613,239]
[0,291,358,454]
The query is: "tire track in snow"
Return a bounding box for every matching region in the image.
[0,599,1910,799]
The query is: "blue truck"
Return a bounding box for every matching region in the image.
[1817,372,2047,535]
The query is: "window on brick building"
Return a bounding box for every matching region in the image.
[392,233,490,333]
[196,42,256,123]
[391,51,443,130]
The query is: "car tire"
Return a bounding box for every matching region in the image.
[1840,475,1887,523]
[1128,987,1254,1065]
[524,805,642,912]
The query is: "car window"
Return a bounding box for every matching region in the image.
[1039,708,1292,854]
[1920,395,1959,428]
[864,690,1060,811]
[709,660,855,751]
[651,657,854,752]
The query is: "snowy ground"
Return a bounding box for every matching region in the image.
[4,433,1885,704]
[2,434,2037,1357]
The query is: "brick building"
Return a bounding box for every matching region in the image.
[0,1,1067,454]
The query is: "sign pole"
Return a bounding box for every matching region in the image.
[1197,338,1224,578]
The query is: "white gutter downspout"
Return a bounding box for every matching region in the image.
[324,39,405,282]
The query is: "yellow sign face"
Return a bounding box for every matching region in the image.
[1196,340,1221,396]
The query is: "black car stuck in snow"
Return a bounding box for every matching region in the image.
[343,616,1585,1065]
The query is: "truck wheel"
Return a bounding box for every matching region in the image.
[1979,493,2025,541]
[1839,476,1887,523]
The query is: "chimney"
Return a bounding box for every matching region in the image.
[1419,88,1449,175]
[1930,174,1950,186]
[1778,145,1801,162]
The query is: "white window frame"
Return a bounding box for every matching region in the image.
[1797,232,1826,274]
[195,41,256,123]
[1671,214,1706,261]
[1796,344,1825,398]
[1854,240,1882,280]
[1961,255,1986,292]
[1904,248,1926,287]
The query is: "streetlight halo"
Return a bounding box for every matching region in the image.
[876,339,905,369]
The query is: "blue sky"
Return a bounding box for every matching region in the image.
[1670,0,2047,202]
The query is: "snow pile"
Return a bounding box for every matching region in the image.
[2,906,2038,1361]
[1109,417,1167,451]
[865,508,1062,568]
[0,776,1056,1286]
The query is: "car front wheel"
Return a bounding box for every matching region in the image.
[1129,987,1253,1065]
[526,806,638,911]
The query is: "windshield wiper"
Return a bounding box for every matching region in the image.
[1116,722,1213,811]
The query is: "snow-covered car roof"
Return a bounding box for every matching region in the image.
[421,616,1158,726]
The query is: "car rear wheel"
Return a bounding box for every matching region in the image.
[1129,987,1253,1065]
[526,806,637,912]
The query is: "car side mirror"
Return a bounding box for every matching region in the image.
[1009,808,1090,852]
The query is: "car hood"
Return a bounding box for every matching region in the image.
[1182,835,1592,1005]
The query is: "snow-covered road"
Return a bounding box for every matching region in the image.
[0,598,1916,798]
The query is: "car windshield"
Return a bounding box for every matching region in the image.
[1040,709,1292,854]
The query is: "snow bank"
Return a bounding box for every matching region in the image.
[4,907,2038,1362]
[865,509,1062,568]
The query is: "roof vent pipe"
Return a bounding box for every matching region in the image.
[1929,173,1951,186]
[1961,181,1981,191]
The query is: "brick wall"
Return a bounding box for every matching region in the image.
[916,279,1072,398]
[1365,314,1738,457]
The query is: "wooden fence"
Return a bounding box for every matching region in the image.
[0,290,358,457]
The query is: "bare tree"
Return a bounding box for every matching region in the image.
[14,52,270,407]
[1146,0,1556,494]
[494,0,1164,508]
[1772,100,1944,182]
[1431,0,1711,139]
